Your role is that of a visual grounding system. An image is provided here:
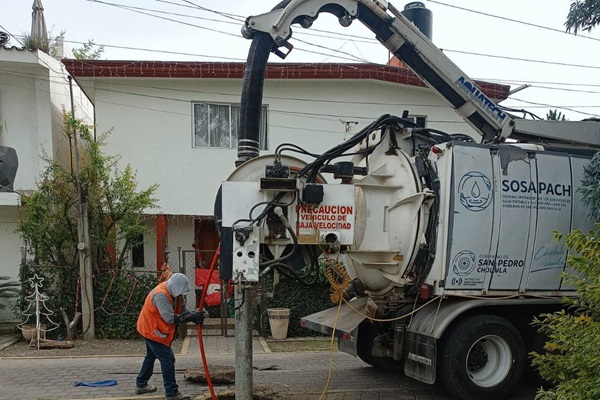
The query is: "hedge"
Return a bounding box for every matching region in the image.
[259,269,333,338]
[17,264,156,339]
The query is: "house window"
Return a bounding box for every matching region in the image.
[407,115,427,128]
[132,234,145,268]
[193,103,268,149]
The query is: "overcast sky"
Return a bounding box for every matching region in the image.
[3,0,600,122]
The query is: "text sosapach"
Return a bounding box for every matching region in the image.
[502,180,571,196]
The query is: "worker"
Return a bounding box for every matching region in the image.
[135,272,204,400]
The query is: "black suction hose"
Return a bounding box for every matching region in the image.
[236,0,293,165]
[236,32,273,166]
[237,2,391,166]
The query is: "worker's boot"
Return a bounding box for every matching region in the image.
[165,392,191,400]
[135,384,157,395]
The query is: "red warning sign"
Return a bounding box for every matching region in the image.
[295,204,353,230]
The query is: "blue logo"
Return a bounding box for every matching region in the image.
[452,250,476,276]
[459,172,492,211]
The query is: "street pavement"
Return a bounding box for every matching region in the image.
[0,334,538,400]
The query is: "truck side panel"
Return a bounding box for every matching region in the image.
[443,143,590,294]
[445,144,496,290]
[525,153,572,289]
[489,147,534,290]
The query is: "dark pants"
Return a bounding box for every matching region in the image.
[136,338,178,397]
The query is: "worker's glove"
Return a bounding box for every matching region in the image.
[177,311,205,326]
[187,311,205,326]
[174,310,192,324]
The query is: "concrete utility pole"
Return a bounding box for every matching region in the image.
[235,281,254,400]
[69,76,95,339]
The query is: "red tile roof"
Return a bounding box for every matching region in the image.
[62,60,510,101]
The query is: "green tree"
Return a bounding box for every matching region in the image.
[72,40,105,60]
[531,151,600,400]
[19,112,158,272]
[579,154,600,222]
[566,0,600,33]
[546,109,567,121]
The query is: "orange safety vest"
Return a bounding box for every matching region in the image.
[137,282,183,346]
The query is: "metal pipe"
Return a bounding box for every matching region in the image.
[235,280,254,399]
[68,76,95,339]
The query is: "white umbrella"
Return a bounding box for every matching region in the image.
[30,0,48,43]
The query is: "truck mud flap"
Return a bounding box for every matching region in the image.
[301,297,376,356]
[404,331,437,384]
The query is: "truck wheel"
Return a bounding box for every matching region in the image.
[438,315,525,400]
[357,322,403,372]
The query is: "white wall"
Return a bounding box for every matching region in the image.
[0,49,93,190]
[0,49,94,296]
[166,215,195,271]
[0,63,52,190]
[44,50,94,167]
[91,77,477,216]
[0,207,22,321]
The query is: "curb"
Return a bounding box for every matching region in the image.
[258,336,272,353]
[0,335,19,352]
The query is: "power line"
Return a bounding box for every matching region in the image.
[426,0,600,43]
[152,0,379,43]
[477,78,600,89]
[6,67,600,119]
[444,48,600,70]
[84,0,369,63]
[88,80,600,119]
[294,37,369,63]
[530,85,600,95]
[63,39,246,61]
[91,2,242,26]
[178,0,243,22]
[85,0,240,38]
[0,25,94,121]
[5,67,598,128]
[510,97,600,118]
[78,0,600,70]
[56,34,600,74]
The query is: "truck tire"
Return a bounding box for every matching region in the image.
[357,321,403,372]
[438,315,525,400]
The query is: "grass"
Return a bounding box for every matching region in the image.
[266,338,338,352]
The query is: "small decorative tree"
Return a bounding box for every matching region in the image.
[17,274,59,349]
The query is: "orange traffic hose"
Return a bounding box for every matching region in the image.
[197,244,220,400]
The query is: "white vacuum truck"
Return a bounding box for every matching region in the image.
[217,1,600,399]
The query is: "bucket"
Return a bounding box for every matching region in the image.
[21,324,47,341]
[267,308,290,340]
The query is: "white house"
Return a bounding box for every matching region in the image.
[0,45,92,322]
[64,59,510,297]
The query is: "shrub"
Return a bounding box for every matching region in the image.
[259,268,333,338]
[93,271,157,339]
[17,264,157,339]
[531,227,600,400]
